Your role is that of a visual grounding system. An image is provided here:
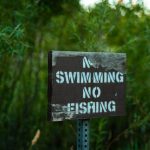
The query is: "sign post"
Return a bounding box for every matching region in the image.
[77,119,89,150]
[48,51,126,149]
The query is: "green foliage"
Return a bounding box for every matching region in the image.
[0,0,150,150]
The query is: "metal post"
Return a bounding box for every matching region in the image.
[77,119,89,150]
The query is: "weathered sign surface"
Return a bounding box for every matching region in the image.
[48,51,126,121]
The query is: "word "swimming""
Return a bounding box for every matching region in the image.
[56,71,124,84]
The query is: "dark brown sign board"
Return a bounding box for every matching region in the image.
[48,51,126,121]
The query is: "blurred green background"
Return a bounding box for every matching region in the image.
[0,0,150,149]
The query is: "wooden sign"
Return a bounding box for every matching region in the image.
[48,51,126,121]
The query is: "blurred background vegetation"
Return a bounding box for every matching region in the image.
[0,0,150,149]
